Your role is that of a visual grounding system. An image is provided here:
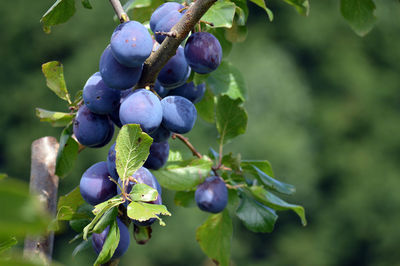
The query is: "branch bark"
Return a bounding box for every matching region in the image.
[24,137,59,264]
[109,0,129,23]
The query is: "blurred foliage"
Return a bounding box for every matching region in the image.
[0,0,400,265]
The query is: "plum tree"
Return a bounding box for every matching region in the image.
[161,96,197,134]
[144,141,170,170]
[195,176,228,213]
[79,161,117,206]
[157,46,190,89]
[167,81,206,104]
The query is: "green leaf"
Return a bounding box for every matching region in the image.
[155,157,213,191]
[201,1,236,28]
[72,237,92,257]
[249,0,273,21]
[41,61,71,103]
[241,160,274,177]
[125,0,164,23]
[225,23,248,43]
[236,194,277,233]
[41,0,76,33]
[124,0,152,9]
[192,73,209,86]
[127,202,171,226]
[93,207,118,234]
[196,210,232,266]
[215,95,247,145]
[250,186,307,226]
[55,125,79,178]
[57,186,86,221]
[174,191,196,207]
[81,0,92,9]
[195,88,215,123]
[231,0,249,25]
[116,124,153,181]
[0,237,17,254]
[129,183,158,202]
[340,0,376,36]
[167,150,184,162]
[94,219,120,265]
[281,0,310,16]
[221,153,241,173]
[207,61,247,101]
[249,165,296,195]
[35,108,74,127]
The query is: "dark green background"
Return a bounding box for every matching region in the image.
[1,0,400,265]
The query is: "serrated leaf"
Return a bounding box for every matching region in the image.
[129,183,158,202]
[93,207,118,234]
[35,108,74,127]
[207,61,247,101]
[236,194,277,233]
[41,0,76,33]
[340,0,376,36]
[174,191,196,207]
[127,202,171,226]
[116,124,153,181]
[250,0,273,21]
[155,157,213,191]
[195,88,215,123]
[72,237,92,257]
[201,1,236,28]
[250,165,295,195]
[241,160,274,177]
[55,125,79,178]
[42,61,71,103]
[0,237,17,254]
[250,186,306,226]
[281,0,309,16]
[94,219,120,265]
[215,95,247,145]
[81,0,92,9]
[196,210,232,266]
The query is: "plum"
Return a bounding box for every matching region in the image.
[153,11,183,44]
[149,125,171,143]
[119,89,162,133]
[195,176,228,213]
[144,141,169,170]
[161,96,197,134]
[153,80,168,98]
[184,32,222,74]
[157,46,190,89]
[106,143,118,181]
[150,2,184,32]
[80,161,117,206]
[167,82,206,104]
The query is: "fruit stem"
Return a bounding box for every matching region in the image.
[172,133,202,158]
[109,0,130,24]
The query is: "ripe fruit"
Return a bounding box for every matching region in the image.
[92,218,130,259]
[110,21,153,67]
[150,2,184,32]
[119,89,162,133]
[157,46,191,89]
[161,96,197,134]
[184,32,222,74]
[83,72,121,115]
[118,167,162,197]
[167,82,206,104]
[149,125,171,143]
[99,45,143,90]
[195,176,228,213]
[73,105,114,148]
[153,80,168,98]
[144,141,169,170]
[79,161,117,206]
[106,143,118,180]
[153,11,183,44]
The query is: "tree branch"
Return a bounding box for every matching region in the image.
[109,0,129,23]
[172,133,202,159]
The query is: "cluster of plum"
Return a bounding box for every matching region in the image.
[72,1,227,259]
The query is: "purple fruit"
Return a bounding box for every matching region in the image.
[153,11,182,44]
[150,2,184,32]
[99,45,143,90]
[157,46,190,89]
[91,121,114,148]
[73,105,114,148]
[110,21,153,67]
[149,125,171,143]
[167,82,206,104]
[144,141,169,170]
[107,143,118,180]
[119,89,162,133]
[92,218,130,259]
[161,96,197,134]
[80,161,117,206]
[184,32,222,74]
[153,80,168,98]
[195,176,228,213]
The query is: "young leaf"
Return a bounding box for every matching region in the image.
[93,219,120,266]
[127,202,171,226]
[116,124,153,181]
[340,0,376,36]
[155,157,213,191]
[41,0,76,33]
[129,183,158,202]
[55,125,79,178]
[81,0,92,9]
[35,108,74,127]
[174,191,196,207]
[281,0,310,16]
[250,186,307,226]
[241,160,274,177]
[249,0,273,21]
[195,88,215,123]
[41,61,71,103]
[0,237,17,254]
[196,210,233,266]
[215,95,247,145]
[201,1,236,28]
[236,194,277,233]
[93,207,118,234]
[250,165,296,195]
[207,61,247,101]
[72,237,92,257]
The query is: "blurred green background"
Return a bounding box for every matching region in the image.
[1,0,400,265]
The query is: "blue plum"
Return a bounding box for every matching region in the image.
[157,46,191,89]
[150,2,184,32]
[79,161,117,206]
[110,21,153,67]
[195,176,228,213]
[107,143,118,180]
[73,105,114,148]
[144,141,169,170]
[153,11,183,44]
[184,32,222,74]
[119,89,162,133]
[91,121,114,148]
[99,45,143,90]
[153,80,168,98]
[161,96,197,134]
[149,125,171,143]
[92,218,130,259]
[167,82,206,104]
[83,72,121,115]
